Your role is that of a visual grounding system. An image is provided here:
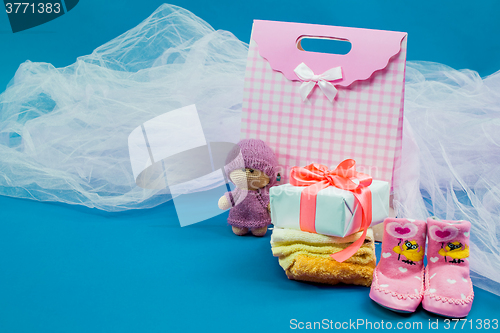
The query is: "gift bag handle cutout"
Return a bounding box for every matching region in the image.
[296,36,352,55]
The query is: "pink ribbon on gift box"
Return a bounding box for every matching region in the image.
[289,159,372,262]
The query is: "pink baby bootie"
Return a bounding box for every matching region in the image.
[370,218,426,313]
[423,218,474,317]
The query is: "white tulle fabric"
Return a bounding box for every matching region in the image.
[1,4,499,296]
[395,61,500,297]
[0,4,246,210]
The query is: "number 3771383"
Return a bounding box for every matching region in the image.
[5,2,61,14]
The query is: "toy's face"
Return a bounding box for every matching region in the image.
[229,168,270,190]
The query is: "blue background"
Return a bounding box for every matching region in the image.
[1,1,500,332]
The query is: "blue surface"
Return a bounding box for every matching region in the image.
[2,1,500,332]
[1,194,500,332]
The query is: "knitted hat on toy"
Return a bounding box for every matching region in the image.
[225,139,278,187]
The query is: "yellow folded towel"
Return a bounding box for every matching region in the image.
[271,228,376,286]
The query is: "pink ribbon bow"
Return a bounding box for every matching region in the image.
[290,159,373,262]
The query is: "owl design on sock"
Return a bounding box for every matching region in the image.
[429,225,469,264]
[438,241,469,263]
[393,240,424,265]
[386,222,424,265]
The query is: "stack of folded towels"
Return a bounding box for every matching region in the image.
[271,227,376,287]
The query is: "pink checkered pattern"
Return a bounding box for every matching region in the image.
[241,37,407,185]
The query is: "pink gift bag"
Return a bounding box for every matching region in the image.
[241,20,407,186]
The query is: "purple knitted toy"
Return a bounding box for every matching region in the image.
[218,139,278,236]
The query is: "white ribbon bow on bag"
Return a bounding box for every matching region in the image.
[294,63,343,102]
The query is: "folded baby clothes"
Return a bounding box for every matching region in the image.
[271,228,376,286]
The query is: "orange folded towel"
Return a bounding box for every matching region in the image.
[271,228,376,286]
